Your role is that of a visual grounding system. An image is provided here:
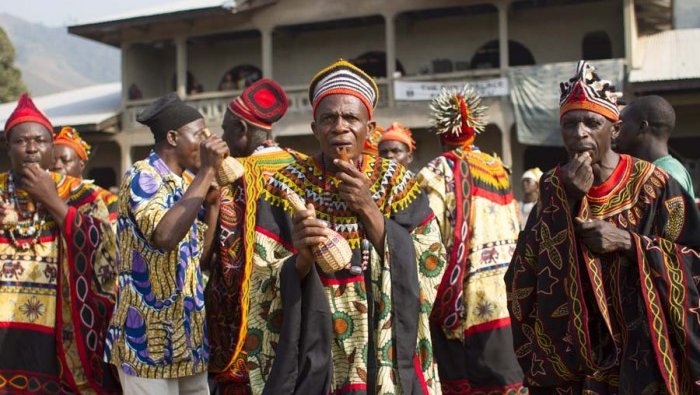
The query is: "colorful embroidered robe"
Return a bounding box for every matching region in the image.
[505,154,700,394]
[247,154,446,395]
[0,172,119,394]
[417,147,526,394]
[206,145,302,393]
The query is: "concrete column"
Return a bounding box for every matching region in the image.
[623,0,637,68]
[500,113,513,167]
[261,28,273,78]
[497,0,513,167]
[175,36,188,98]
[118,138,133,185]
[384,13,396,107]
[497,0,510,73]
[121,42,130,106]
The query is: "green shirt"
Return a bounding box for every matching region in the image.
[653,155,696,199]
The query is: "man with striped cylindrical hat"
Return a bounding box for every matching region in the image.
[245,60,445,394]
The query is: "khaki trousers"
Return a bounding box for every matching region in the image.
[118,369,209,395]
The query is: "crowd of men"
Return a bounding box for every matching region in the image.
[0,59,698,395]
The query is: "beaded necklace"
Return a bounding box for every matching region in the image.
[317,153,370,274]
[3,173,46,251]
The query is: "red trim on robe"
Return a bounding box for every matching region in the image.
[463,317,512,337]
[0,321,54,334]
[255,225,296,253]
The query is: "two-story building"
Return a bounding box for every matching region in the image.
[8,0,699,198]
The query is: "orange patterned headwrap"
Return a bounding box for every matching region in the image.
[379,122,415,152]
[54,126,91,160]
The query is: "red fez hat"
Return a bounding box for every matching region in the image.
[4,94,53,137]
[228,79,288,130]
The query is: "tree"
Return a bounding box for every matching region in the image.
[0,27,28,103]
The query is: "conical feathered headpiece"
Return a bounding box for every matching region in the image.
[430,84,487,147]
[559,60,622,121]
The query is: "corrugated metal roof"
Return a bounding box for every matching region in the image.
[629,29,700,83]
[0,83,122,133]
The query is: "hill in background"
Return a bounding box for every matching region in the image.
[0,13,119,96]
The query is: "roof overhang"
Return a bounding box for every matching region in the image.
[68,0,275,47]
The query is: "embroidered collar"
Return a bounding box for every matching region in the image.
[588,154,629,199]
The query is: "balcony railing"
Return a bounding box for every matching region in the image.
[121,72,495,130]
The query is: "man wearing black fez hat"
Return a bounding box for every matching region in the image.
[105,93,229,394]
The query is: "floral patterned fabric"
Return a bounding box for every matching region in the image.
[247,154,446,394]
[105,151,209,379]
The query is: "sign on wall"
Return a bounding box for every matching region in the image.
[394,78,509,101]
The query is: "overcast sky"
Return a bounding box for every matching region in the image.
[1,0,698,29]
[0,0,175,27]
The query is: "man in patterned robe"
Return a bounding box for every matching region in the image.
[245,60,446,394]
[505,61,700,394]
[51,126,118,224]
[0,94,119,394]
[206,79,303,394]
[417,86,526,394]
[105,93,228,394]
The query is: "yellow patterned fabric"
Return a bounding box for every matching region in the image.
[105,151,208,379]
[417,148,525,393]
[418,150,519,338]
[94,183,118,227]
[0,172,119,394]
[247,154,445,394]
